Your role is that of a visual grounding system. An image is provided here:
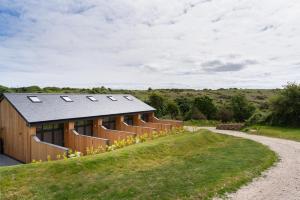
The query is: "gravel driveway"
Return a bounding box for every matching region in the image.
[185,126,300,200]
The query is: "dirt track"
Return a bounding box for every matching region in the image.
[185,126,300,200]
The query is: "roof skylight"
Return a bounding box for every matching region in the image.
[61,96,73,102]
[124,96,133,101]
[107,96,117,101]
[87,96,98,102]
[27,96,42,103]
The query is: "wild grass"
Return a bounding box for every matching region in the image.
[0,130,277,200]
[244,125,300,142]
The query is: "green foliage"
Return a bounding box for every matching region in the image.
[185,106,207,120]
[148,93,166,117]
[216,105,234,122]
[269,83,300,126]
[246,110,269,126]
[193,96,217,120]
[174,97,191,116]
[166,101,179,119]
[230,94,255,122]
[245,125,300,142]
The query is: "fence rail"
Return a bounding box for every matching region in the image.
[100,126,136,145]
[68,130,109,154]
[31,136,68,162]
[120,122,155,137]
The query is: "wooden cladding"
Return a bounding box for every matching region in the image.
[68,129,108,155]
[99,126,136,145]
[120,122,155,137]
[31,136,68,162]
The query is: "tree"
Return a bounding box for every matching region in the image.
[230,94,255,122]
[269,83,300,126]
[185,106,207,120]
[148,93,166,117]
[193,96,217,119]
[174,97,191,117]
[166,102,179,119]
[216,105,234,122]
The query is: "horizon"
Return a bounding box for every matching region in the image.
[0,0,299,89]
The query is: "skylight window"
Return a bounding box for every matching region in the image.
[61,96,73,102]
[27,96,42,103]
[124,96,133,101]
[87,96,98,102]
[107,96,117,101]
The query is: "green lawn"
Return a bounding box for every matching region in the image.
[184,119,220,127]
[245,125,300,142]
[0,130,277,200]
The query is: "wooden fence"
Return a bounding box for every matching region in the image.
[100,126,136,145]
[68,130,109,155]
[140,121,172,132]
[31,136,69,162]
[153,117,183,128]
[120,122,155,137]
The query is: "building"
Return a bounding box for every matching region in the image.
[0,93,182,163]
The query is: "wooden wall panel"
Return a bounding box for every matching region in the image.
[31,136,68,162]
[0,99,31,163]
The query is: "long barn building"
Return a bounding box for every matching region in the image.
[0,93,182,163]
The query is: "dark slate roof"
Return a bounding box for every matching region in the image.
[2,93,155,124]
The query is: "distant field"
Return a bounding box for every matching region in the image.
[245,125,300,142]
[0,130,276,200]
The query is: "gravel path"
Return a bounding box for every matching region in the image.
[185,126,300,200]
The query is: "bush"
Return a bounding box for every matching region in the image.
[246,111,269,126]
[148,93,166,117]
[193,96,217,119]
[185,107,207,120]
[269,83,300,126]
[230,94,255,122]
[216,106,234,122]
[174,97,191,117]
[166,101,179,119]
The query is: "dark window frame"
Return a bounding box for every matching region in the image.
[27,96,42,103]
[60,96,73,102]
[102,117,116,130]
[141,113,149,122]
[74,120,93,136]
[36,123,64,146]
[124,115,134,125]
[87,96,98,102]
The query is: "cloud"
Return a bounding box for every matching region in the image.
[0,0,299,89]
[202,60,257,72]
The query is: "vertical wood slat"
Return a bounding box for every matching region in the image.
[31,136,68,162]
[69,130,108,155]
[99,126,136,145]
[120,122,156,137]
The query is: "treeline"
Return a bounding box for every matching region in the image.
[0,83,299,127]
[147,83,299,127]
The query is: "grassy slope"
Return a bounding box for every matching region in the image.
[0,130,277,200]
[245,125,300,142]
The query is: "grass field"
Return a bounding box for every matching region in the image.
[0,130,277,200]
[245,125,300,142]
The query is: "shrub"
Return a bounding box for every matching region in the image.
[185,107,207,120]
[269,83,300,126]
[193,96,217,119]
[216,105,234,122]
[166,101,179,119]
[230,94,255,122]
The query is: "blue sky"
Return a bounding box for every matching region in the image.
[0,0,299,89]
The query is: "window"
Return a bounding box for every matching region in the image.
[28,96,42,103]
[124,115,134,125]
[36,123,64,146]
[124,96,133,101]
[102,117,116,130]
[61,96,73,102]
[75,120,93,136]
[87,96,98,102]
[141,113,149,122]
[107,96,117,101]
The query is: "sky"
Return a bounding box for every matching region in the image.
[0,0,299,89]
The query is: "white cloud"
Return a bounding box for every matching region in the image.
[0,0,299,89]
